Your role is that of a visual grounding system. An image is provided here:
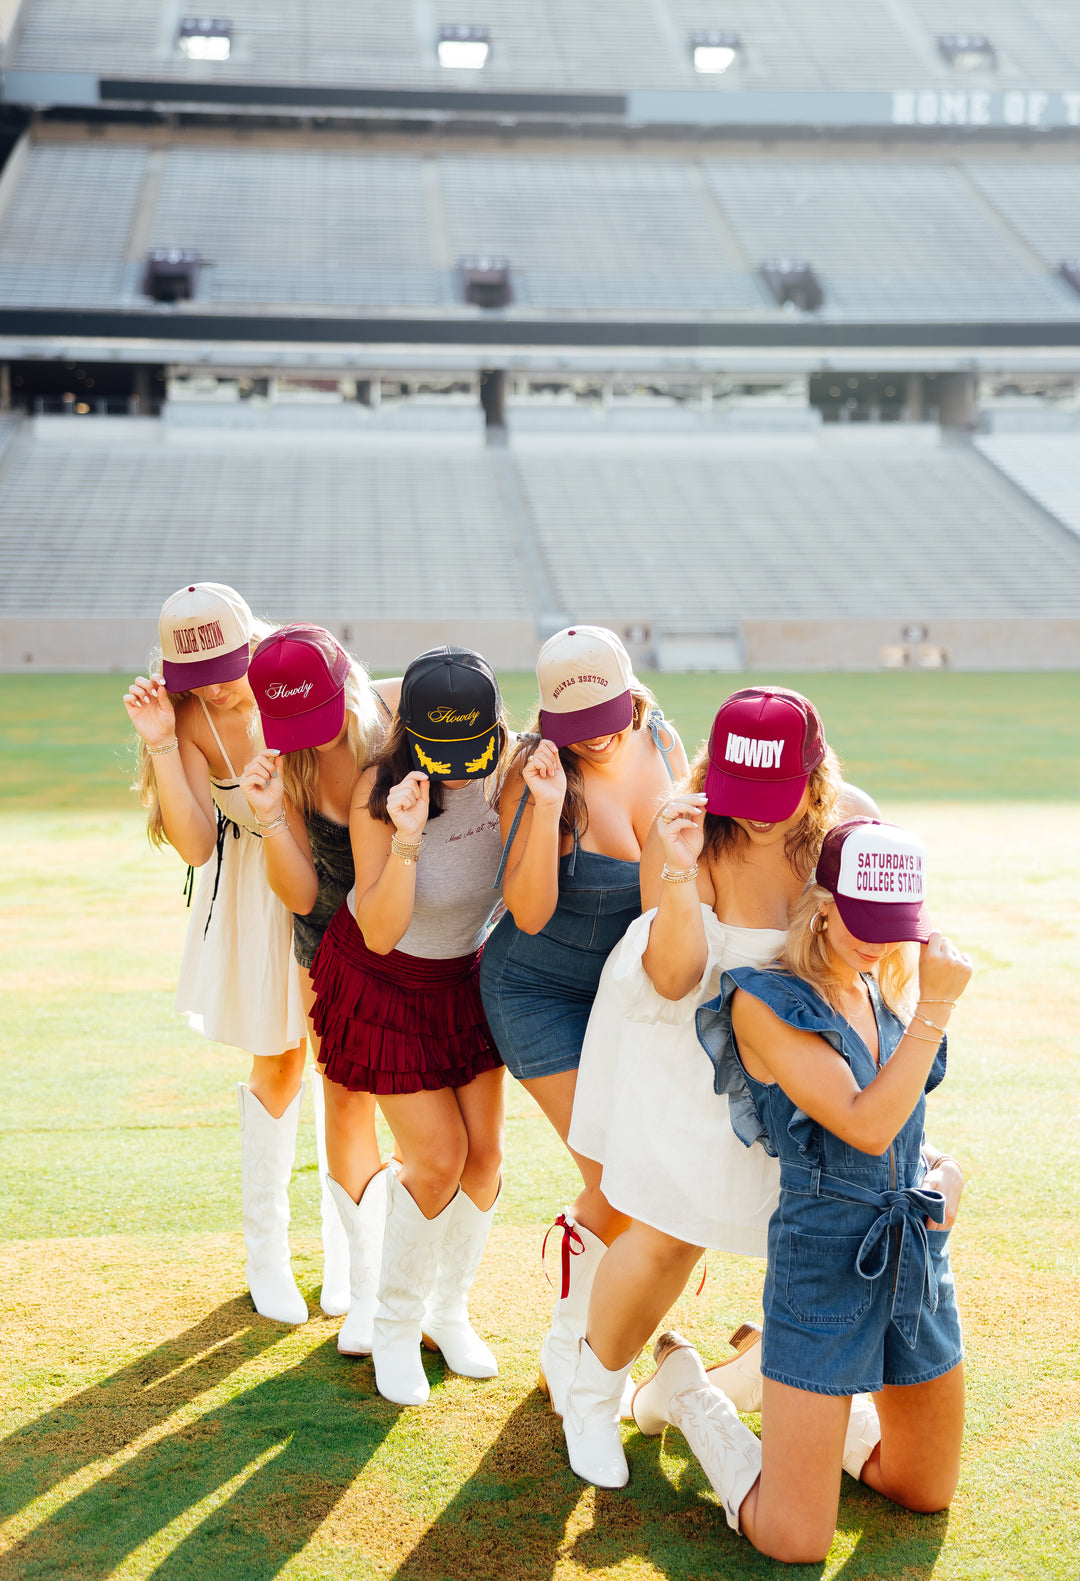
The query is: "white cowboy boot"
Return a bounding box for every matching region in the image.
[562,1339,631,1489]
[842,1393,881,1479]
[307,1065,351,1317]
[372,1170,454,1407]
[327,1167,387,1356]
[422,1187,499,1379]
[538,1210,607,1416]
[237,1083,308,1326]
[633,1332,761,1532]
[703,1322,763,1412]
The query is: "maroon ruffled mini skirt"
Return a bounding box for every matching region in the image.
[310,903,503,1095]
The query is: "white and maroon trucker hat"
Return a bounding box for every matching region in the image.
[159,583,253,691]
[816,817,931,944]
[536,626,635,749]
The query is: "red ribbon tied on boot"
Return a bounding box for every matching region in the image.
[541,1211,585,1300]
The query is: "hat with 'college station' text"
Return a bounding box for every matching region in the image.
[536,626,635,749]
[816,817,931,944]
[704,686,827,823]
[249,624,351,752]
[159,583,253,691]
[401,647,502,780]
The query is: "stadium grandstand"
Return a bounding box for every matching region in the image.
[0,0,1078,672]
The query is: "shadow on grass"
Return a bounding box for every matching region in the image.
[0,1300,395,1580]
[392,1389,950,1581]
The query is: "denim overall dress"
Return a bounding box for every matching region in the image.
[479,711,676,1081]
[697,968,964,1396]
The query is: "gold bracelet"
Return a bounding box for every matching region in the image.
[911,1010,948,1034]
[661,863,699,883]
[148,738,179,756]
[925,1152,965,1183]
[921,999,957,1007]
[391,834,423,866]
[903,1026,941,1044]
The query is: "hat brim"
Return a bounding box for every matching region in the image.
[539,691,634,750]
[406,727,500,780]
[833,893,931,945]
[261,688,346,753]
[162,641,249,692]
[703,761,809,823]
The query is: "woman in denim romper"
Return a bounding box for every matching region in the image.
[479,626,685,1414]
[630,819,972,1565]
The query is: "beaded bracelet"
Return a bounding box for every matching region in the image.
[391,834,424,866]
[148,738,179,756]
[911,1010,948,1034]
[661,863,699,883]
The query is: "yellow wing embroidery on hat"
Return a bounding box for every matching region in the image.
[415,744,452,776]
[465,735,496,775]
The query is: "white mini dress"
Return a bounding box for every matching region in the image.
[174,703,305,1059]
[568,904,785,1256]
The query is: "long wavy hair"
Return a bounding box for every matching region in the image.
[781,881,917,1018]
[503,682,660,840]
[132,621,276,848]
[367,711,511,825]
[682,737,844,882]
[276,660,386,818]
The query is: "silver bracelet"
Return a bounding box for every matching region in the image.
[661,863,699,884]
[257,812,288,836]
[148,737,179,756]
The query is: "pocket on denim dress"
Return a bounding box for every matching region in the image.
[779,1227,873,1327]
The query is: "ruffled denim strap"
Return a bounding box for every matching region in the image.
[781,1162,946,1349]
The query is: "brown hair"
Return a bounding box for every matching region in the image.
[504,683,659,840]
[366,712,510,825]
[781,882,917,1018]
[682,738,844,882]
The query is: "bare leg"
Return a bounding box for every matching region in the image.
[586,1221,703,1370]
[322,1079,382,1203]
[453,1065,505,1210]
[863,1364,965,1511]
[378,1088,468,1219]
[520,1070,630,1244]
[247,1042,306,1117]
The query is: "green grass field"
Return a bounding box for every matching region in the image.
[1,672,1078,1580]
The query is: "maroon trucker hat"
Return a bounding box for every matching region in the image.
[704,686,827,823]
[816,817,931,943]
[248,624,350,752]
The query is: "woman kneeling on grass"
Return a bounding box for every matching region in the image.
[310,648,509,1407]
[631,818,971,1565]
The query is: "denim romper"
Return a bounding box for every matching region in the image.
[479,712,675,1081]
[697,968,964,1396]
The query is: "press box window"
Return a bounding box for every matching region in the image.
[761,260,824,312]
[689,31,741,74]
[937,33,996,70]
[142,249,202,303]
[438,25,490,69]
[178,17,233,61]
[460,258,512,308]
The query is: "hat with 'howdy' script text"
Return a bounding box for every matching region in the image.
[249,624,351,752]
[401,647,502,779]
[704,686,826,823]
[816,818,931,943]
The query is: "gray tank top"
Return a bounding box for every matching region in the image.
[350,780,504,960]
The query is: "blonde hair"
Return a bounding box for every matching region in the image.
[781,882,917,1019]
[132,620,275,848]
[276,659,386,817]
[684,740,844,881]
[504,682,659,839]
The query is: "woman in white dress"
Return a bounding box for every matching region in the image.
[562,686,876,1486]
[125,583,313,1326]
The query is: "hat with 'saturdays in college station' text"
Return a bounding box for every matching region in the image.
[536,626,636,749]
[158,583,254,691]
[401,647,502,780]
[248,624,351,752]
[816,817,931,944]
[704,686,827,823]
